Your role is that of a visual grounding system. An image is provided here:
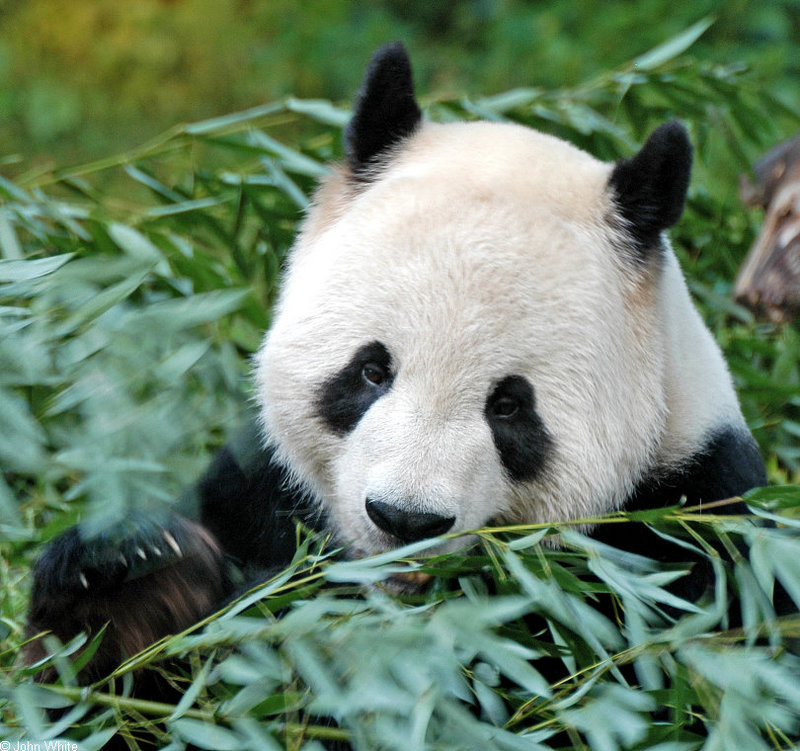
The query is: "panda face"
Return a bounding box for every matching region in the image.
[255,119,671,556]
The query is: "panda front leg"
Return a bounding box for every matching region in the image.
[24,420,312,682]
[23,512,235,684]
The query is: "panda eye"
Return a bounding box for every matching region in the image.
[362,362,389,387]
[484,375,552,484]
[490,396,520,419]
[318,341,393,436]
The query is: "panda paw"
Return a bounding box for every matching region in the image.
[32,512,214,595]
[25,513,234,681]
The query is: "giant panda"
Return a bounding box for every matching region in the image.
[26,42,765,687]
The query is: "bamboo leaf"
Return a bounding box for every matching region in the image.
[184,102,286,134]
[0,209,24,259]
[169,652,216,721]
[286,97,350,126]
[108,223,164,262]
[172,718,242,750]
[0,253,72,282]
[633,17,715,72]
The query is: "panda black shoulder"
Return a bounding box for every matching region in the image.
[633,427,765,513]
[594,427,766,557]
[188,421,320,572]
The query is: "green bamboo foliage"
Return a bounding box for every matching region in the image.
[2,25,800,750]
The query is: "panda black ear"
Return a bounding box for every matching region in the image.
[608,121,693,258]
[345,41,422,179]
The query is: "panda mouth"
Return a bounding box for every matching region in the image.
[388,570,433,587]
[337,539,435,590]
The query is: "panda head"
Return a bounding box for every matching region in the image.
[254,42,701,557]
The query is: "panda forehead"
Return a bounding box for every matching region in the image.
[287,158,615,330]
[286,206,566,344]
[366,120,611,220]
[296,120,613,255]
[290,119,616,284]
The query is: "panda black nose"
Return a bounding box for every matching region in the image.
[365,498,455,543]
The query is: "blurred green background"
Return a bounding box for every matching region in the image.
[2,0,799,172]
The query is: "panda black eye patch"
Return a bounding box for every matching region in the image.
[317,341,394,435]
[485,375,552,483]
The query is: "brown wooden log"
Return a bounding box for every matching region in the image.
[734,133,800,322]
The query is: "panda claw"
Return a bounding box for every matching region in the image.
[151,546,162,557]
[118,553,128,567]
[78,571,89,589]
[163,531,182,557]
[136,547,147,561]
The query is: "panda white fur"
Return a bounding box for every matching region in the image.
[26,42,765,688]
[252,41,763,559]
